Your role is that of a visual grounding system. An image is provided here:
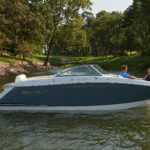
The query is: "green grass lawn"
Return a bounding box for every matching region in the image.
[0,55,62,64]
[0,54,150,72]
[0,55,23,63]
[62,55,150,72]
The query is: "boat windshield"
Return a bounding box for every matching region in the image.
[92,64,107,74]
[56,65,101,77]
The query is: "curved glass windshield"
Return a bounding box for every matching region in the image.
[92,64,107,74]
[56,65,101,77]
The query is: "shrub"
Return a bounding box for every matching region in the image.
[15,41,33,60]
[141,49,150,56]
[115,50,129,56]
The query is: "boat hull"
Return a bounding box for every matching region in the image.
[0,100,149,112]
[0,83,150,111]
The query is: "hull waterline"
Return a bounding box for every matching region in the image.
[0,100,149,113]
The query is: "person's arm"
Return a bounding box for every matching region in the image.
[129,76,142,80]
[121,72,141,80]
[129,76,137,79]
[143,75,148,80]
[143,73,150,80]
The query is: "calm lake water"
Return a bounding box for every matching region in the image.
[0,71,150,150]
[0,110,150,150]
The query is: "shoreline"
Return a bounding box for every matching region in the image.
[0,61,53,77]
[0,54,150,77]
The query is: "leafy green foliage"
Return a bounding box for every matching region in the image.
[43,0,92,65]
[0,0,46,55]
[15,41,33,60]
[0,0,150,65]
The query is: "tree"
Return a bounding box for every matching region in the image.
[88,11,124,57]
[43,0,92,66]
[15,40,33,60]
[0,0,46,55]
[55,24,90,56]
[123,0,149,53]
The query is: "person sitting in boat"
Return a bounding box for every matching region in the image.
[143,68,150,81]
[120,65,137,79]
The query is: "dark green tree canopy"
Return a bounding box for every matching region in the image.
[1,0,150,60]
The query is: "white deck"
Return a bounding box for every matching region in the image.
[0,100,149,112]
[25,75,54,81]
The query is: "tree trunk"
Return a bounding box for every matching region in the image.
[44,27,57,66]
[23,56,26,61]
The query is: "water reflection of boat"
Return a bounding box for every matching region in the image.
[0,64,150,112]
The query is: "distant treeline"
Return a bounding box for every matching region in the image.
[0,0,150,65]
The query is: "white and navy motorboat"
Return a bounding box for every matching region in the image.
[0,64,150,112]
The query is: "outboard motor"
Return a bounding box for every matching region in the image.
[15,74,27,83]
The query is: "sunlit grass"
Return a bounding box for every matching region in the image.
[0,53,150,71]
[0,55,22,63]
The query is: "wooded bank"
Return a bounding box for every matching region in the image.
[1,0,150,66]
